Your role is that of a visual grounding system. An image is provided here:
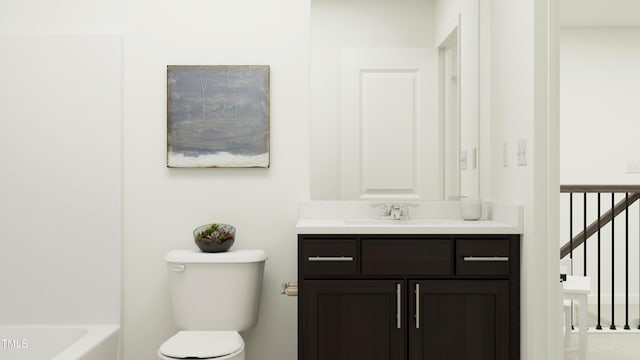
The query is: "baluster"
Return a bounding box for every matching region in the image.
[624,193,630,330]
[570,193,574,268]
[610,192,616,330]
[584,192,587,276]
[596,192,602,330]
[569,192,574,330]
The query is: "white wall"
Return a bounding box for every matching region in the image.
[486,1,533,357]
[310,0,435,199]
[1,0,309,359]
[485,0,559,358]
[121,1,309,359]
[560,27,640,310]
[0,34,122,324]
[560,28,640,184]
[488,2,530,203]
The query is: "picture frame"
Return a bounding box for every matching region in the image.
[167,65,270,168]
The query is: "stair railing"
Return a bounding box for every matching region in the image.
[560,184,640,331]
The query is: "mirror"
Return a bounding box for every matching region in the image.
[309,0,480,200]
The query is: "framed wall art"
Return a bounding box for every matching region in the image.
[167,65,270,168]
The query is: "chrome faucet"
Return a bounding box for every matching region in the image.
[390,204,403,220]
[374,202,416,220]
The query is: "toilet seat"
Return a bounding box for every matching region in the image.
[158,331,244,359]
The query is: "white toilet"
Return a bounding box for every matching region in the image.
[158,249,268,360]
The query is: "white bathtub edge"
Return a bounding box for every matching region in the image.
[51,324,120,360]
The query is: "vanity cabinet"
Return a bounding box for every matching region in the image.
[298,234,520,360]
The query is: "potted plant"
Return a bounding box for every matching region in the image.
[193,223,235,253]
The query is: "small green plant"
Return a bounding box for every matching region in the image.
[194,223,235,244]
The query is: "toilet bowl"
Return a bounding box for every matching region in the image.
[157,330,245,360]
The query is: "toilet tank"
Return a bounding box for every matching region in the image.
[165,249,268,331]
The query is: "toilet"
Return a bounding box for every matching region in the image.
[158,249,268,360]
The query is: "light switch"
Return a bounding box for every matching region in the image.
[626,161,640,173]
[517,139,527,166]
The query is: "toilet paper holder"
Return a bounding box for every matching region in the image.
[280,282,298,296]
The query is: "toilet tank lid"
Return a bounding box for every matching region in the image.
[166,249,268,264]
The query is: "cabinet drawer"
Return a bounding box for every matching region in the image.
[456,239,510,276]
[302,239,358,276]
[362,239,452,275]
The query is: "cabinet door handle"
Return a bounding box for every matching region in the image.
[396,283,402,329]
[463,256,509,262]
[307,256,354,262]
[415,283,420,329]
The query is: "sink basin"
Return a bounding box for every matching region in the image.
[344,219,460,226]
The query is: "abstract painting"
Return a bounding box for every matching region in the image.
[167,65,270,168]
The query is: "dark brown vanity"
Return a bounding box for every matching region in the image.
[298,234,520,360]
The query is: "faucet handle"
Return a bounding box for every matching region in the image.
[400,202,418,218]
[371,202,391,217]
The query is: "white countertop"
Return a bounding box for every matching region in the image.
[296,218,521,234]
[296,200,523,235]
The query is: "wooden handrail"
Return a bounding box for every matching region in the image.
[560,191,640,259]
[561,185,640,193]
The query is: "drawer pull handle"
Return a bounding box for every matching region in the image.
[415,283,420,329]
[463,256,509,262]
[308,256,354,262]
[396,283,402,329]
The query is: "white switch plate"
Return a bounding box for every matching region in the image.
[626,161,640,173]
[503,142,509,167]
[517,138,527,166]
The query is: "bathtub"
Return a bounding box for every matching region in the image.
[0,325,119,360]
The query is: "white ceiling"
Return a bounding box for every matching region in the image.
[560,0,640,26]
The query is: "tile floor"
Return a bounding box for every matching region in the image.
[564,303,640,359]
[565,332,640,360]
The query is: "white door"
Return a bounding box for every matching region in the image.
[340,47,438,200]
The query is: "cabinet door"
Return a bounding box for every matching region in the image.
[302,280,404,360]
[409,280,509,360]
